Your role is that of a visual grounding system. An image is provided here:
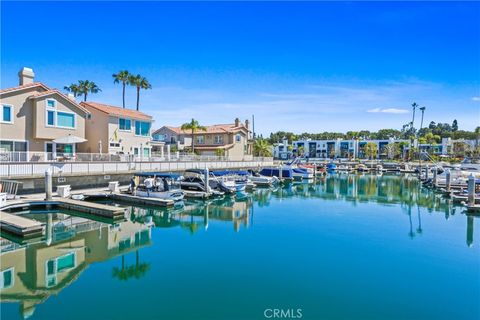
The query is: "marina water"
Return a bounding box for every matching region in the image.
[1,173,479,319]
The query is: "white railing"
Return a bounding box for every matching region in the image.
[0,158,274,178]
[0,151,265,163]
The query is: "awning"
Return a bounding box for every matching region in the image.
[53,135,87,144]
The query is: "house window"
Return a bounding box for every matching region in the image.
[214,135,223,144]
[196,136,205,144]
[46,99,56,108]
[56,112,75,128]
[109,142,120,148]
[45,252,76,288]
[153,134,165,141]
[143,148,150,157]
[47,110,55,126]
[135,121,151,136]
[235,134,241,143]
[1,105,13,123]
[0,267,14,289]
[119,118,131,131]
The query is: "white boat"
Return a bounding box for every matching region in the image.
[248,171,280,187]
[133,172,184,202]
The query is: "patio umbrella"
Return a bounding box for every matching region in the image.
[52,135,87,144]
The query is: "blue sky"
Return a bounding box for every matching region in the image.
[1,1,479,135]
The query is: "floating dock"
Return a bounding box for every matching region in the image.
[0,211,44,238]
[56,198,126,218]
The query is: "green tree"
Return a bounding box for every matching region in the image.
[385,142,400,159]
[113,70,131,109]
[452,119,458,132]
[180,119,207,154]
[215,148,225,157]
[129,74,152,110]
[253,139,272,157]
[77,80,102,102]
[63,83,81,97]
[364,142,378,160]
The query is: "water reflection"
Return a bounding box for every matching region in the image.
[0,212,152,319]
[0,173,477,319]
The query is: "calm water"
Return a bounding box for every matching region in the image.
[1,174,479,320]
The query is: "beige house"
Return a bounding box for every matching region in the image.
[79,102,153,157]
[0,68,90,160]
[153,118,253,159]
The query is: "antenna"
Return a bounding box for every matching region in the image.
[252,114,255,140]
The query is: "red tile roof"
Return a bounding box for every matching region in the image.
[80,102,153,120]
[163,123,248,135]
[0,82,50,94]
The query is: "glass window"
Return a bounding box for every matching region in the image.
[57,112,74,128]
[47,110,55,126]
[235,134,241,142]
[143,148,150,157]
[47,260,55,275]
[1,268,13,289]
[47,99,56,108]
[14,141,27,152]
[214,135,223,144]
[2,105,12,122]
[196,136,204,144]
[57,253,75,272]
[153,134,165,141]
[0,140,14,151]
[56,144,73,154]
[119,118,131,131]
[135,121,151,136]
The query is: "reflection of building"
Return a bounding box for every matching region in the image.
[0,214,152,319]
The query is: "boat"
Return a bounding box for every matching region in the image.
[180,169,226,196]
[211,170,247,193]
[133,172,185,202]
[248,170,280,187]
[355,163,369,172]
[326,163,337,172]
[259,167,294,181]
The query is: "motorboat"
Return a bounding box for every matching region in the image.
[133,172,185,202]
[248,170,280,187]
[211,170,247,193]
[259,167,294,180]
[180,169,226,196]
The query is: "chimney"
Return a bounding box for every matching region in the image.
[67,93,75,101]
[18,67,35,85]
[245,119,249,129]
[235,118,240,127]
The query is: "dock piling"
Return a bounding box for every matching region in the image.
[425,165,429,180]
[204,167,210,193]
[446,169,451,193]
[433,167,437,187]
[45,168,52,201]
[467,174,475,207]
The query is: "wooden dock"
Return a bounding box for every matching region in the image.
[57,198,126,218]
[0,211,44,237]
[110,193,174,207]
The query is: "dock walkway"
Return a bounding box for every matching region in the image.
[0,211,43,237]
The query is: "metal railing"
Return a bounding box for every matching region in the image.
[0,151,267,163]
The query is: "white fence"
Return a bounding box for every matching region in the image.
[0,159,274,178]
[0,151,260,163]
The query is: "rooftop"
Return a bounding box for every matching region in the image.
[80,102,153,121]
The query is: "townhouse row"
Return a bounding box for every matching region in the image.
[0,68,253,161]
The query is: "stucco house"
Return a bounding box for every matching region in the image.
[79,102,153,157]
[152,118,253,159]
[0,68,90,161]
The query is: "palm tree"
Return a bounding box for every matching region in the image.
[419,106,426,133]
[411,102,418,133]
[180,119,207,154]
[253,139,272,157]
[129,74,152,110]
[113,70,131,108]
[77,80,102,102]
[63,83,81,97]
